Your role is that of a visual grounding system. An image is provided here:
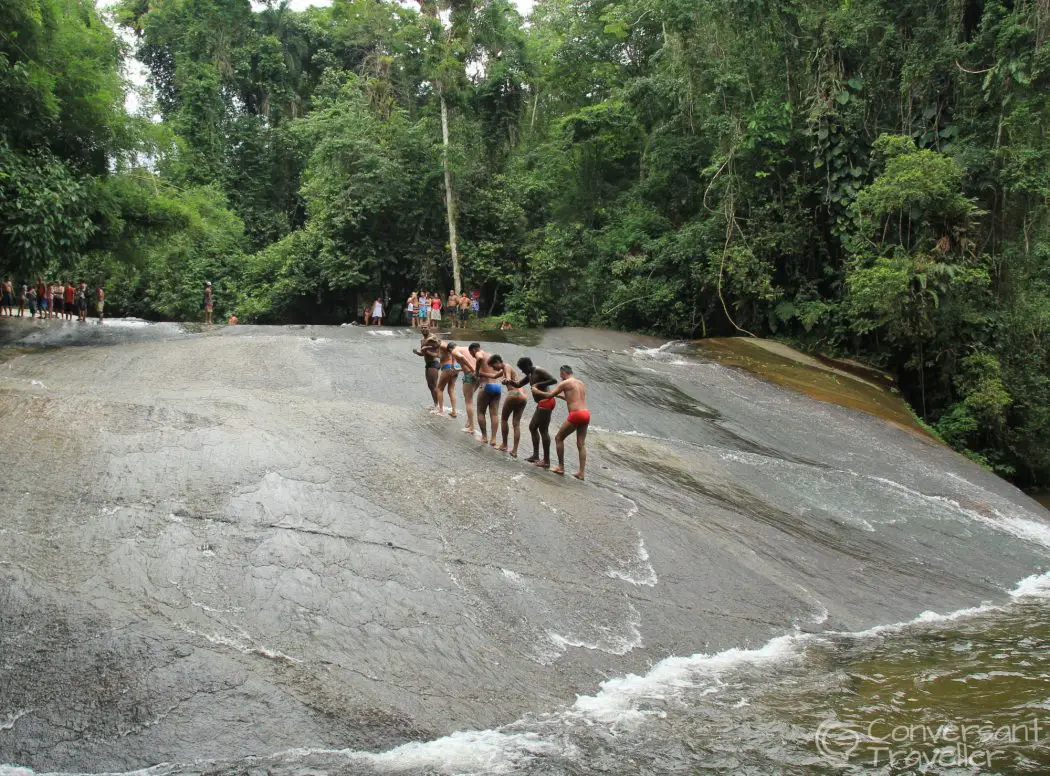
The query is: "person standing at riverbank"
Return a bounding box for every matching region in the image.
[36,279,47,319]
[64,281,75,321]
[429,294,442,328]
[1,279,12,317]
[406,293,417,327]
[371,297,384,325]
[203,281,213,325]
[52,282,63,319]
[457,293,470,328]
[76,282,88,322]
[534,365,590,480]
[96,286,106,323]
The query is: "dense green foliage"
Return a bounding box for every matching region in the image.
[3,0,1050,486]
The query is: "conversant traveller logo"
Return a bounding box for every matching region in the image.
[814,716,1046,769]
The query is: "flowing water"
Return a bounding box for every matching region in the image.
[0,321,1048,775]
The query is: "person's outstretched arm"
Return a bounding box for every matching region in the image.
[534,380,567,400]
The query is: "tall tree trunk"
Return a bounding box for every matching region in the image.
[439,89,462,295]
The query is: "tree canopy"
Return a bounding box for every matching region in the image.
[3,0,1050,487]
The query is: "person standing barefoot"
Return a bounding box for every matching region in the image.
[413,331,441,412]
[534,365,590,481]
[76,282,88,321]
[203,281,213,325]
[497,359,528,457]
[96,286,106,323]
[506,357,559,467]
[472,345,498,445]
[1,278,13,317]
[406,292,417,328]
[456,293,468,328]
[477,354,507,449]
[452,342,479,433]
[435,339,459,417]
[429,294,442,329]
[64,281,74,321]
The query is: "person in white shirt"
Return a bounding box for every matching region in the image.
[371,297,383,325]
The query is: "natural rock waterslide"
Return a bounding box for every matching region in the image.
[1,321,1048,773]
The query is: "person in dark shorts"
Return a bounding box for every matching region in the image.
[64,281,75,321]
[413,331,441,412]
[457,293,469,328]
[51,282,63,319]
[76,282,88,321]
[36,279,48,318]
[1,279,12,317]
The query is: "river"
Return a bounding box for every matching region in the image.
[0,320,1047,775]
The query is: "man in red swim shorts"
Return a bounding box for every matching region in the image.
[534,364,590,481]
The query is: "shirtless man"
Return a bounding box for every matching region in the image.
[412,331,441,412]
[53,281,64,319]
[435,339,460,417]
[506,358,559,467]
[451,342,479,433]
[64,281,75,321]
[457,293,470,328]
[1,279,12,317]
[36,279,47,319]
[494,356,528,456]
[534,365,590,480]
[472,344,501,446]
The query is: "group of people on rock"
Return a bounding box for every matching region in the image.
[404,290,480,329]
[414,328,591,480]
[0,279,104,322]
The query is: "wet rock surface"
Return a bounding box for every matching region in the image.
[0,320,1047,773]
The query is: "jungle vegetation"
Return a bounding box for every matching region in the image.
[2,0,1050,485]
